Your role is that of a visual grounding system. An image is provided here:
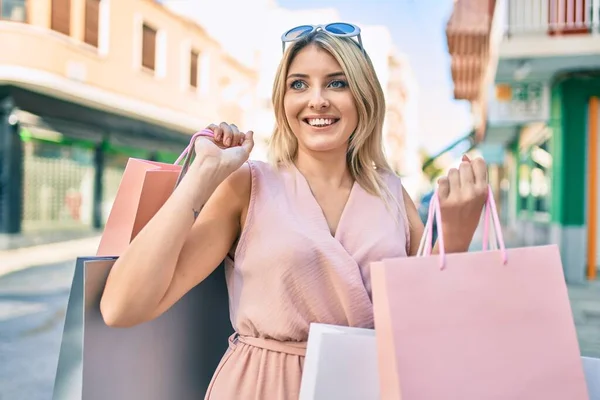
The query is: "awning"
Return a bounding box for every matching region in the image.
[9,88,194,154]
[15,109,105,144]
[422,130,477,172]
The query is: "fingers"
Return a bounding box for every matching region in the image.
[229,124,245,146]
[472,157,488,186]
[459,161,475,188]
[220,122,234,147]
[207,123,220,141]
[241,131,254,154]
[438,177,450,200]
[448,168,460,196]
[206,122,247,148]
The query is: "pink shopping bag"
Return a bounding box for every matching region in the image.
[97,129,213,256]
[370,186,589,400]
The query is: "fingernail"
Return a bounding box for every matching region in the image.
[225,137,231,146]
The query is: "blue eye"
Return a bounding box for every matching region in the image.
[328,80,348,89]
[290,80,307,90]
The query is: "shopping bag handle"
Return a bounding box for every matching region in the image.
[174,128,215,165]
[172,128,215,187]
[416,185,507,269]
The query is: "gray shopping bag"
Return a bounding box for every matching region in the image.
[52,257,233,400]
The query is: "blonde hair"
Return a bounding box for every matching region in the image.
[268,31,397,205]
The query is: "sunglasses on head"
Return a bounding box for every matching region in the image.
[280,22,365,54]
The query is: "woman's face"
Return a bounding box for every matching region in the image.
[283,44,358,155]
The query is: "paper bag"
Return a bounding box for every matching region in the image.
[96,129,210,256]
[299,323,380,400]
[52,257,232,400]
[370,186,589,399]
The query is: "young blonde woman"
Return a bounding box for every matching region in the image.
[100,23,488,399]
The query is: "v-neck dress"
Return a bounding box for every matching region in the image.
[205,160,410,400]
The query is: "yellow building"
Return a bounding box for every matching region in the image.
[0,0,258,234]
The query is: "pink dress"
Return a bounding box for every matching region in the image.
[205,160,409,399]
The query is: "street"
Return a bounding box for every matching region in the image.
[0,261,74,400]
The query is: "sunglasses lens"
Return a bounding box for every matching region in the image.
[284,25,313,40]
[326,23,356,35]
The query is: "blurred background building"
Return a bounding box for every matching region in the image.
[0,0,258,235]
[446,0,600,283]
[0,0,421,237]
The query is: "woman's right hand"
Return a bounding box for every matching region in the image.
[194,122,254,174]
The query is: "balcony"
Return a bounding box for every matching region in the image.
[496,0,600,81]
[505,0,599,36]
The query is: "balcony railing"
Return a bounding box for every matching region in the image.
[505,0,600,35]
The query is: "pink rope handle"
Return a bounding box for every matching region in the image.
[174,128,215,165]
[481,186,508,263]
[422,190,445,269]
[422,184,507,269]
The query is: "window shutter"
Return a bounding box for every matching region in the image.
[84,0,100,47]
[51,0,71,36]
[142,24,157,71]
[190,50,199,88]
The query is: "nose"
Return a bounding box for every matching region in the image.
[308,88,330,110]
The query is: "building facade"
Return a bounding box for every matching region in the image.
[0,0,257,234]
[447,0,600,283]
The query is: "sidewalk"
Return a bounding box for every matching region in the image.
[569,280,600,357]
[0,230,101,277]
[0,229,101,252]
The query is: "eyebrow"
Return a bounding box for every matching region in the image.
[286,71,346,80]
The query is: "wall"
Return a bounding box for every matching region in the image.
[0,0,257,127]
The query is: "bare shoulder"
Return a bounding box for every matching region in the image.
[215,161,253,212]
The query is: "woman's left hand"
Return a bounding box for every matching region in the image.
[437,155,488,252]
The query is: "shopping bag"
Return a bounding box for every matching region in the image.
[299,323,380,400]
[583,356,600,399]
[370,186,589,400]
[96,129,211,256]
[52,257,233,400]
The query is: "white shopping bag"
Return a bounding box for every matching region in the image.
[299,323,380,400]
[583,356,600,400]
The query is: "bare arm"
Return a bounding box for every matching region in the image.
[100,161,251,327]
[100,146,252,328]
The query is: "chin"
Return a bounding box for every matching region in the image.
[300,135,348,153]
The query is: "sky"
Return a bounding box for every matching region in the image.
[277,0,473,155]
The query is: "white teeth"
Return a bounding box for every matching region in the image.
[307,118,336,126]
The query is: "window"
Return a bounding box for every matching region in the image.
[1,0,27,22]
[84,0,100,47]
[51,0,71,36]
[142,23,157,71]
[190,50,199,88]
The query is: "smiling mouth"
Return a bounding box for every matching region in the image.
[303,118,340,128]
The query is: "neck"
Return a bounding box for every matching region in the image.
[294,146,352,188]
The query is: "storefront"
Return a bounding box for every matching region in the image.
[0,87,189,235]
[503,73,600,282]
[511,122,553,247]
